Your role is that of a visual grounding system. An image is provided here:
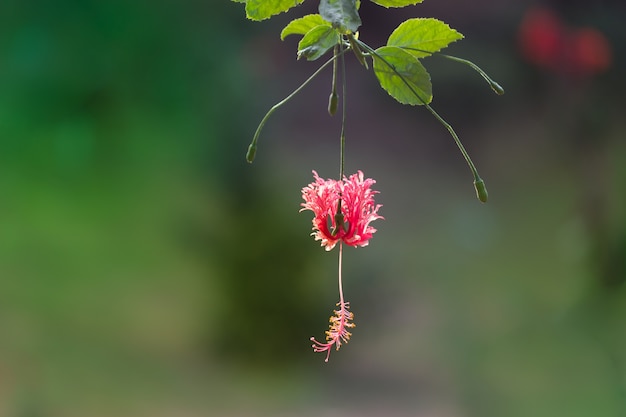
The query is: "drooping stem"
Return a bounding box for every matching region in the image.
[354,38,488,202]
[437,53,504,95]
[246,51,344,163]
[338,242,344,305]
[334,41,348,227]
[328,46,339,116]
[424,104,488,202]
[397,47,505,96]
[339,41,347,180]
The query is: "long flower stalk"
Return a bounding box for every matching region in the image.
[310,243,355,362]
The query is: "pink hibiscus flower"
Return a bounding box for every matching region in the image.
[302,170,383,362]
[300,170,383,251]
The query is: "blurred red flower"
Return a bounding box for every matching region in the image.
[518,6,612,78]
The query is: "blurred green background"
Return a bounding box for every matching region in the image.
[1,0,625,416]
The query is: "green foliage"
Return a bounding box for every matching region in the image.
[387,18,463,58]
[233,0,504,201]
[244,0,305,21]
[281,14,329,39]
[319,0,361,33]
[297,25,340,60]
[370,0,424,7]
[373,46,432,105]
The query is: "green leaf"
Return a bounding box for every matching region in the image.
[319,0,361,33]
[369,0,423,8]
[281,14,330,40]
[297,25,339,61]
[245,0,305,21]
[388,18,463,58]
[373,46,432,105]
[231,0,246,3]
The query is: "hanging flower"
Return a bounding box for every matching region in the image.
[302,171,383,362]
[300,170,383,251]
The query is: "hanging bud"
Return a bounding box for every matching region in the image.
[489,80,505,95]
[328,91,338,116]
[474,178,488,203]
[246,142,257,163]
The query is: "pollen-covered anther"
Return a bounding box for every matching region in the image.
[310,301,355,362]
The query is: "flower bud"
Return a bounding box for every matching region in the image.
[474,178,488,203]
[328,91,338,116]
[246,143,257,163]
[490,80,505,95]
